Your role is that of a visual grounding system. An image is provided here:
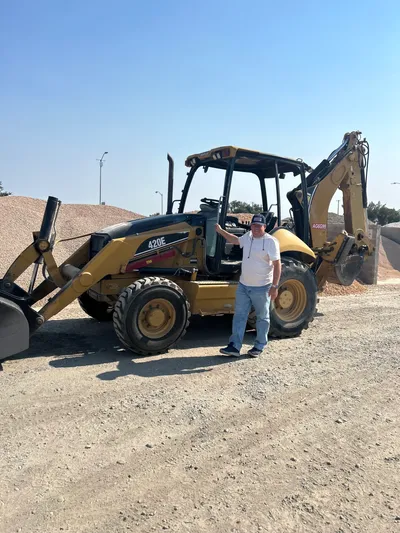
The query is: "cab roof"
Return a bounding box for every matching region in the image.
[185,146,312,178]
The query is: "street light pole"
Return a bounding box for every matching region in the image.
[97,151,108,205]
[155,190,164,215]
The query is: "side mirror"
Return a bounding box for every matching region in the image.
[169,199,180,213]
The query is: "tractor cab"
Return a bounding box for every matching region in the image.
[168,146,312,276]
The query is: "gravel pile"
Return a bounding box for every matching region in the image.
[228,212,253,225]
[321,280,367,297]
[327,212,345,224]
[0,196,144,291]
[384,221,400,227]
[379,236,400,278]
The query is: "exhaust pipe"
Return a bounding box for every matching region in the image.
[166,154,174,215]
[38,196,61,245]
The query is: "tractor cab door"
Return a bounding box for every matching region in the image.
[203,159,251,275]
[197,198,221,259]
[198,197,239,275]
[179,161,238,275]
[198,199,247,275]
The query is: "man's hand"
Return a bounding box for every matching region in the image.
[271,260,281,301]
[214,223,240,245]
[269,286,278,301]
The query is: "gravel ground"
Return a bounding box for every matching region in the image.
[1,285,399,533]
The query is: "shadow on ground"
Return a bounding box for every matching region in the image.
[8,314,280,378]
[18,315,233,358]
[60,352,242,379]
[8,315,254,378]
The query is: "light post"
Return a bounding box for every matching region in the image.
[155,190,164,215]
[97,151,108,205]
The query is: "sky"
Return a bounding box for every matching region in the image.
[1,0,400,218]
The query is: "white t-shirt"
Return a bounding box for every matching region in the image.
[238,231,280,287]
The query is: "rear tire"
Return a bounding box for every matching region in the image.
[78,292,114,322]
[247,258,317,338]
[113,277,190,355]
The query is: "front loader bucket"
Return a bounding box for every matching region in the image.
[0,297,30,360]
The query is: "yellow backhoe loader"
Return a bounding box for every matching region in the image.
[0,131,373,360]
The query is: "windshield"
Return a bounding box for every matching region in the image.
[180,166,264,215]
[181,167,225,213]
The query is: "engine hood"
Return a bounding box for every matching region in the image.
[95,213,204,240]
[90,212,205,257]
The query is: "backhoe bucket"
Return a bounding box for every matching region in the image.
[333,254,364,286]
[0,297,30,360]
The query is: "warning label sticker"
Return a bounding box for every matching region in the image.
[312,223,327,230]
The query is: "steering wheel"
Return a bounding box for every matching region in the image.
[200,197,220,208]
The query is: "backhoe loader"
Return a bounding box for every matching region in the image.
[0,131,373,360]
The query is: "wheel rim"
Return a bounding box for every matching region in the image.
[274,280,307,322]
[138,298,176,339]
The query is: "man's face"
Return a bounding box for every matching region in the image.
[251,223,266,238]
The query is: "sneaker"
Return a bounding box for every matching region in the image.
[219,343,241,357]
[247,347,263,358]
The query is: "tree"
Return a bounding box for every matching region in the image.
[0,181,11,197]
[367,201,400,226]
[228,200,263,214]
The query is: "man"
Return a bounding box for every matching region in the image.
[215,214,281,358]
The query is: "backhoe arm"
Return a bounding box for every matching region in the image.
[289,131,374,288]
[308,131,372,253]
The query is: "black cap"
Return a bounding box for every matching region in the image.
[251,214,266,225]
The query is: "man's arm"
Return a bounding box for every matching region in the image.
[269,259,281,301]
[215,223,240,245]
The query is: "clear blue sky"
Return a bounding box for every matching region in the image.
[1,0,400,217]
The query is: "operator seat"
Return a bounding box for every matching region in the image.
[262,212,278,233]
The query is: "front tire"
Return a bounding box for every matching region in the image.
[113,277,190,355]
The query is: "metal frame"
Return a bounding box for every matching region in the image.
[178,152,309,248]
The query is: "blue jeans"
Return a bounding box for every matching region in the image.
[229,282,271,352]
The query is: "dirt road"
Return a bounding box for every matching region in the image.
[1,285,399,533]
